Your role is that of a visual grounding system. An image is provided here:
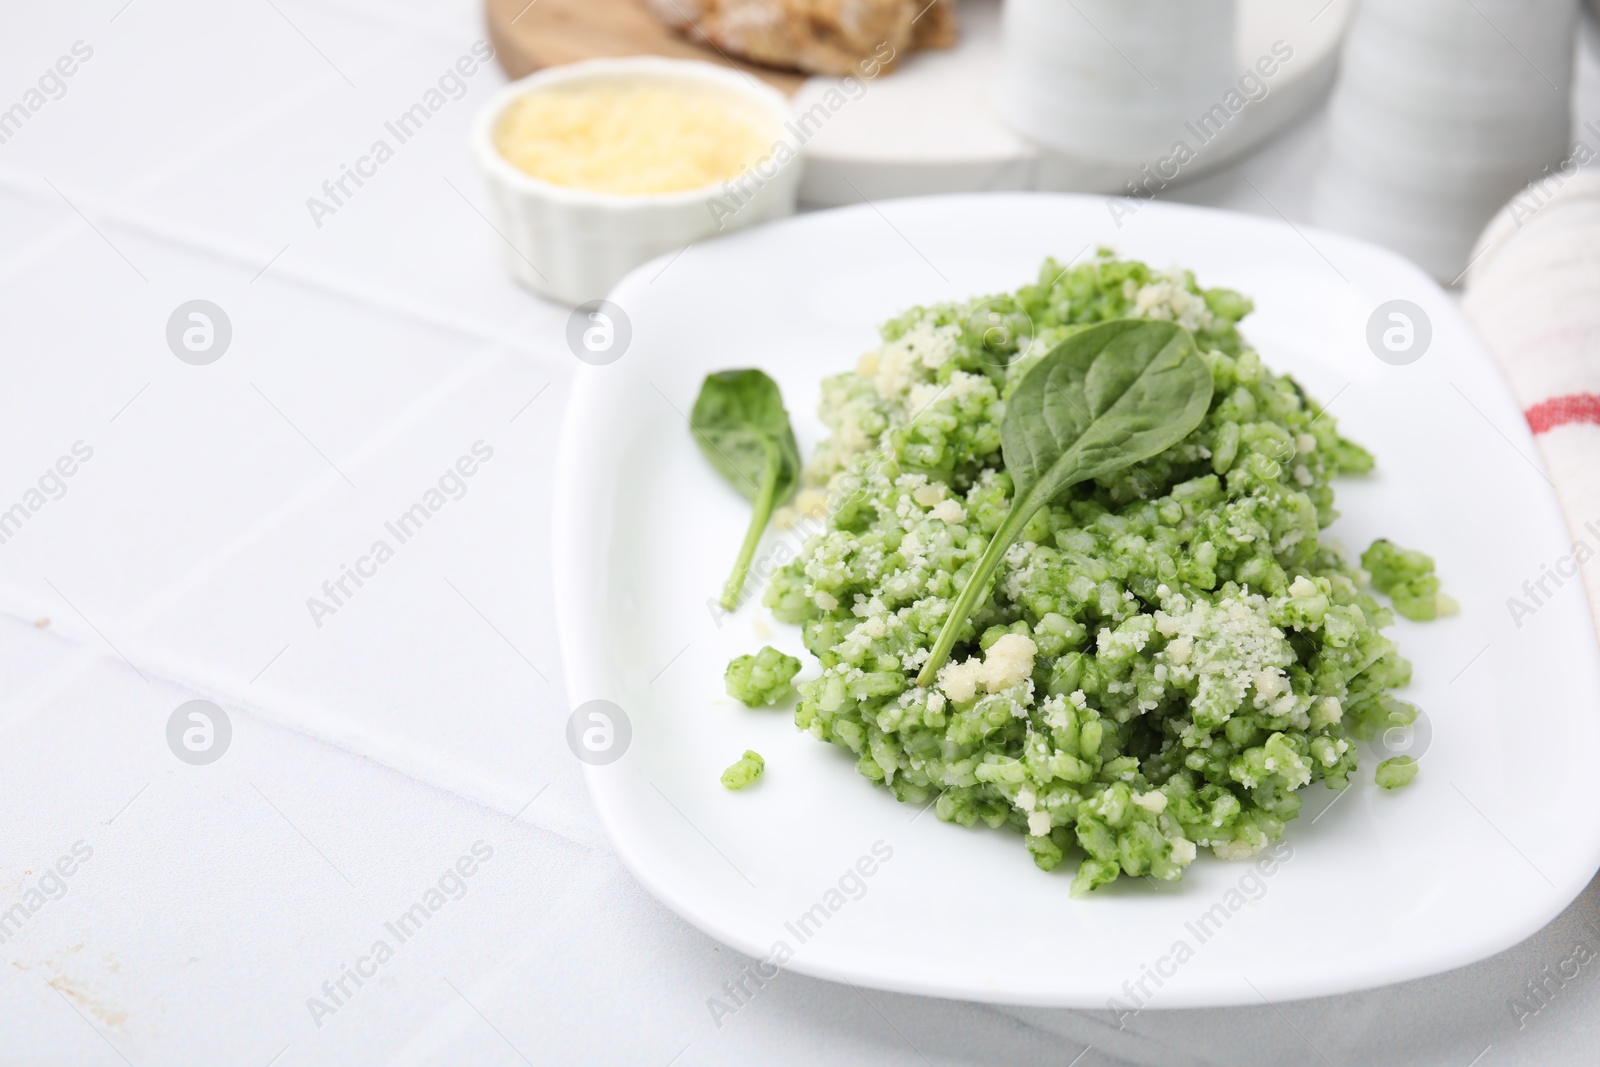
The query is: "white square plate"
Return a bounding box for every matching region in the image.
[553,193,1600,1007]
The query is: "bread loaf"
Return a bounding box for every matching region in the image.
[645,0,958,77]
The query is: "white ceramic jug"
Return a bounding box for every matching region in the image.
[992,0,1237,167]
[1312,0,1578,282]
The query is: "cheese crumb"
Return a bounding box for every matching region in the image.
[1212,838,1267,860]
[1132,791,1168,814]
[796,488,829,518]
[1254,668,1286,702]
[869,322,960,399]
[937,633,1038,703]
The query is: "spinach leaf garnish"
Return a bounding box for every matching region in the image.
[691,369,801,611]
[915,320,1214,688]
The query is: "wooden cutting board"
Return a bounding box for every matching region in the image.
[485,0,806,94]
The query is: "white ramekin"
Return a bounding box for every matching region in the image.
[471,57,801,306]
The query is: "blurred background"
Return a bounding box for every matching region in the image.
[2,2,1599,1065]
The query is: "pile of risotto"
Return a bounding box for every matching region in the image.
[725,253,1434,894]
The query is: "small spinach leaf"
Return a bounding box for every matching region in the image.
[915,320,1214,687]
[691,369,801,610]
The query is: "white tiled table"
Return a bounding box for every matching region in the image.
[2,3,1598,1064]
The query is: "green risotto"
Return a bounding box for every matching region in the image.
[730,254,1435,894]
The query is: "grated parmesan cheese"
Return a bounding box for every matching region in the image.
[494,80,771,194]
[937,633,1038,703]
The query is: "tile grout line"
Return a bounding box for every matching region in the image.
[0,598,607,852]
[0,163,561,362]
[0,344,507,726]
[0,19,420,282]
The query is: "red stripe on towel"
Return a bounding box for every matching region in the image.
[1527,394,1600,434]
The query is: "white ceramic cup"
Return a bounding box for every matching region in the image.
[471,58,802,306]
[991,0,1236,166]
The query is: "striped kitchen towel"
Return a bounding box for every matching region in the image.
[1463,167,1600,619]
